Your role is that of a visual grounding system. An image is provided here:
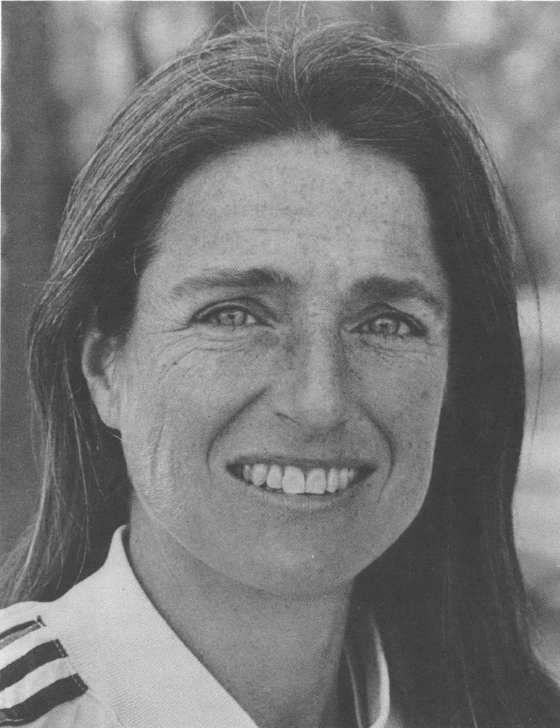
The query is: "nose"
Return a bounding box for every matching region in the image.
[274,326,350,433]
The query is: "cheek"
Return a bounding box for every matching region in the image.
[117,344,265,505]
[398,378,447,448]
[359,352,447,439]
[357,358,448,534]
[392,369,448,490]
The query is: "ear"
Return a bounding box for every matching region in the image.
[81,326,123,431]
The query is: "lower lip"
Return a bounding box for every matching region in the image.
[225,470,372,511]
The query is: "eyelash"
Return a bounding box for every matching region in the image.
[352,312,425,339]
[193,302,266,329]
[194,303,425,339]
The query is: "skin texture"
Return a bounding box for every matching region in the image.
[83,134,450,728]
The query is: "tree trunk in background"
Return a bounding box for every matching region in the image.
[1,3,68,553]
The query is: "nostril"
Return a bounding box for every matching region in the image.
[273,410,350,441]
[274,411,301,425]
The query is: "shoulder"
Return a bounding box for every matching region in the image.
[0,602,118,727]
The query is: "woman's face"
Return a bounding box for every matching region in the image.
[88,135,450,596]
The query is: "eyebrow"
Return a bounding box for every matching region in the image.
[171,267,446,317]
[171,267,294,298]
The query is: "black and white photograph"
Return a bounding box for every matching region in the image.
[2,2,560,727]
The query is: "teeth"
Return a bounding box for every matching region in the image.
[326,468,339,493]
[305,468,327,495]
[282,466,305,494]
[266,464,283,490]
[251,464,269,486]
[239,463,362,494]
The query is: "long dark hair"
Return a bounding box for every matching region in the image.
[2,20,558,727]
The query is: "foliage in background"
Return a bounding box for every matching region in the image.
[37,2,560,282]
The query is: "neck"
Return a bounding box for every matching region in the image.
[128,510,354,728]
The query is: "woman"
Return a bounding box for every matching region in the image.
[1,20,558,728]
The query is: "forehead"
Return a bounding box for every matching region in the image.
[148,135,444,293]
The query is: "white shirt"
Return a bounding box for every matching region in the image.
[0,527,394,727]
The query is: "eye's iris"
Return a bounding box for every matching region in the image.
[360,314,411,337]
[210,308,257,327]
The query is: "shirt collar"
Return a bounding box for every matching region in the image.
[44,526,390,728]
[345,611,391,728]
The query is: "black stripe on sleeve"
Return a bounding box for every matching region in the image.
[0,674,88,726]
[0,625,37,645]
[0,641,66,691]
[0,624,41,653]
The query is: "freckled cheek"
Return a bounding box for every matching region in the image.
[396,370,448,463]
[124,344,273,471]
[357,358,447,450]
[169,344,274,419]
[360,366,448,548]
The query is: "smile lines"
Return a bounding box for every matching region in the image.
[229,462,373,495]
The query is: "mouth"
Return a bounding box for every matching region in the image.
[227,460,374,496]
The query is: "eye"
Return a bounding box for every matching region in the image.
[196,305,260,328]
[354,312,423,339]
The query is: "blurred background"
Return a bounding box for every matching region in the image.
[2,1,559,675]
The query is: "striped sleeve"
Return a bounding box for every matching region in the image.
[0,614,87,725]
